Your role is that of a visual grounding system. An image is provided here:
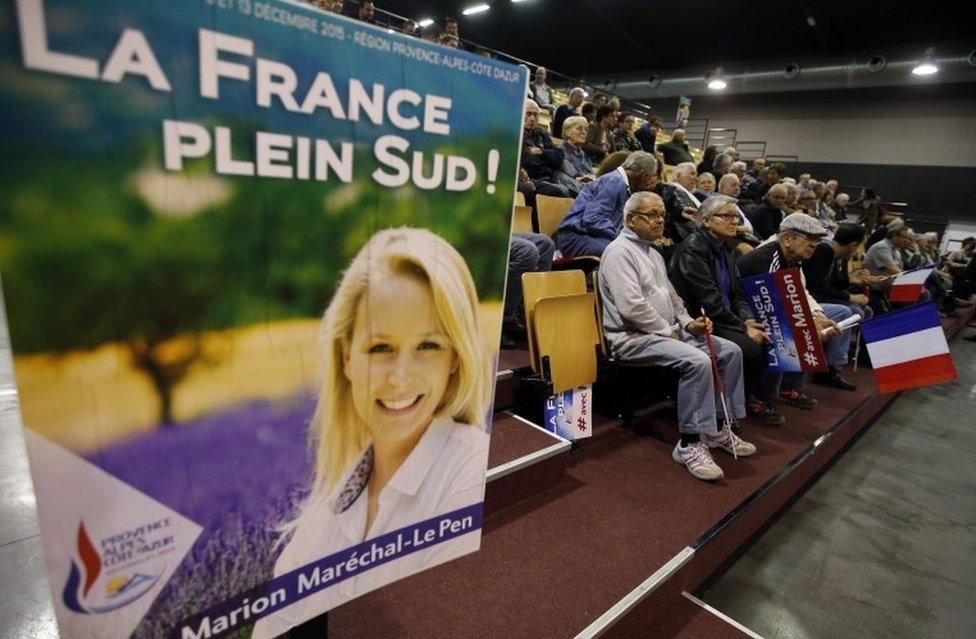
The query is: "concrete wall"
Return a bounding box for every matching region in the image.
[640,84,976,220]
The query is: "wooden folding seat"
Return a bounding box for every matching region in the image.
[512,205,536,234]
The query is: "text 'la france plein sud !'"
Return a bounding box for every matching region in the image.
[16,0,504,192]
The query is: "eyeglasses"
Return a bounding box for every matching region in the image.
[712,213,741,223]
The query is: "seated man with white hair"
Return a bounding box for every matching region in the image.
[555,151,658,257]
[723,146,741,162]
[666,161,702,241]
[659,128,695,164]
[751,183,790,240]
[834,192,854,220]
[599,191,756,480]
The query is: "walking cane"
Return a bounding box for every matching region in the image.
[700,310,736,459]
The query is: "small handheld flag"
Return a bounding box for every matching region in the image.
[861,302,956,393]
[889,267,934,303]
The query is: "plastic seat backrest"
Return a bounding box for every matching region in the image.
[536,195,574,238]
[522,270,587,372]
[534,293,600,394]
[512,205,535,234]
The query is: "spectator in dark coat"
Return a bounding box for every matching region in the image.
[801,223,875,321]
[696,145,718,176]
[583,105,616,164]
[743,162,785,202]
[659,129,694,165]
[553,87,586,138]
[520,99,570,197]
[670,195,784,425]
[750,183,789,241]
[635,116,663,153]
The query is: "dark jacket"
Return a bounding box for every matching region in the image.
[634,123,656,153]
[750,202,785,240]
[659,139,693,165]
[802,242,852,304]
[552,103,576,139]
[651,182,691,244]
[670,228,754,332]
[521,126,563,181]
[738,239,790,277]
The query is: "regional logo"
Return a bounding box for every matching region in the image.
[62,519,172,614]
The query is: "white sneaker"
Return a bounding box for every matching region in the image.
[704,427,757,457]
[672,441,724,481]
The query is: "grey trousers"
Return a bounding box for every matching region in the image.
[611,331,746,435]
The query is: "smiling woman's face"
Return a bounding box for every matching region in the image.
[343,271,458,450]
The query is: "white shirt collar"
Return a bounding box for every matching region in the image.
[328,416,456,514]
[616,165,629,191]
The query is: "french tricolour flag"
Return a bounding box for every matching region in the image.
[889,267,934,302]
[861,302,956,393]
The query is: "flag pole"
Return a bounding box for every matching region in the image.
[701,309,736,459]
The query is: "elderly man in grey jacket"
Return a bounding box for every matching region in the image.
[598,192,756,481]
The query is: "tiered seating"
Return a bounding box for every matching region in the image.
[326,306,974,638]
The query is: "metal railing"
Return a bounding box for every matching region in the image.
[736,141,767,162]
[704,128,737,150]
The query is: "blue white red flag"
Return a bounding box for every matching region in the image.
[861,302,956,393]
[889,267,934,303]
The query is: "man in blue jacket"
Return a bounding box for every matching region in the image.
[555,151,658,258]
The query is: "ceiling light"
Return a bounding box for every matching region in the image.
[418,18,434,27]
[708,79,727,90]
[462,4,490,15]
[912,62,938,76]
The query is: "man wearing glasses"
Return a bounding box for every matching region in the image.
[599,192,756,482]
[670,195,785,426]
[738,214,855,409]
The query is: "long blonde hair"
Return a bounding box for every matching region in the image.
[309,227,490,495]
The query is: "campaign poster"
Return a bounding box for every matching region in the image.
[543,384,592,441]
[0,1,526,637]
[741,268,828,373]
[675,95,691,127]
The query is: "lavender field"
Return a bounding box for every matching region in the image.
[87,393,317,638]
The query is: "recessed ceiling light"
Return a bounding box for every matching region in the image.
[708,79,727,90]
[418,18,434,27]
[462,4,490,15]
[912,63,938,76]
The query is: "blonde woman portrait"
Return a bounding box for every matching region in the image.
[252,228,492,637]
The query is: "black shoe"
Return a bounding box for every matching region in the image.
[500,318,528,350]
[748,397,786,426]
[779,389,818,410]
[814,366,857,391]
[964,333,976,343]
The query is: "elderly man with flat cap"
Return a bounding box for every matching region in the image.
[738,213,857,406]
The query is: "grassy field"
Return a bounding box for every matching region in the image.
[13,303,502,453]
